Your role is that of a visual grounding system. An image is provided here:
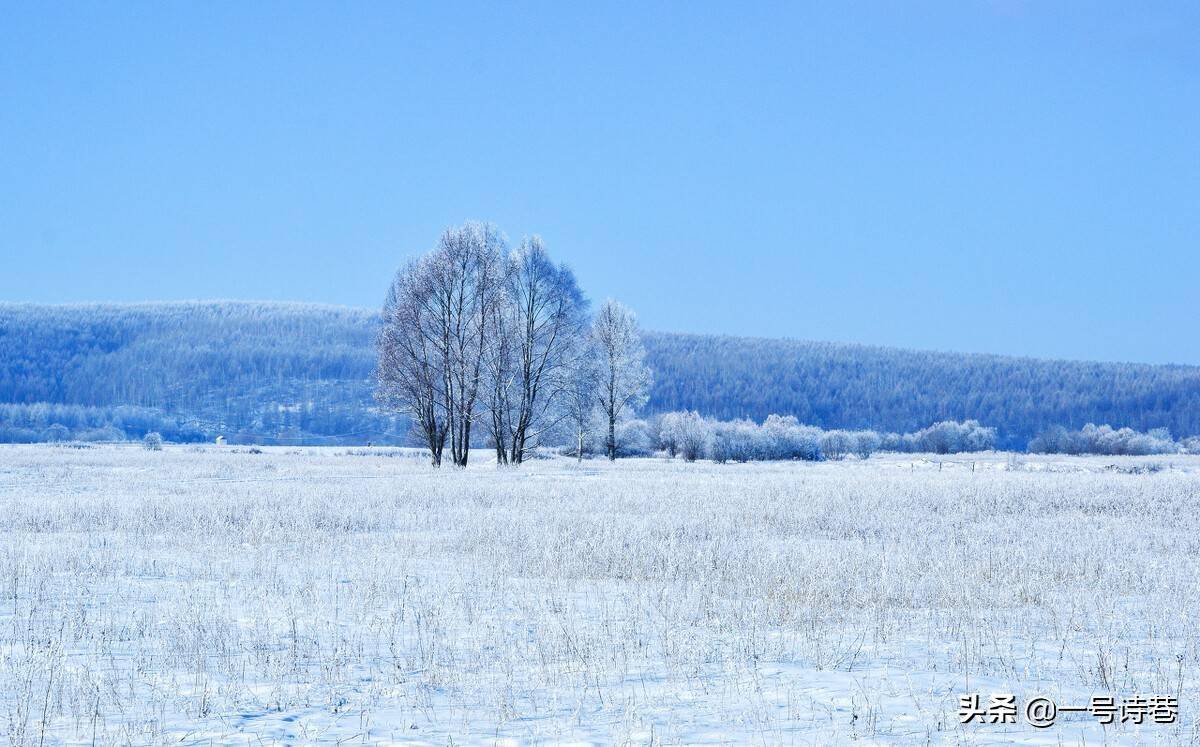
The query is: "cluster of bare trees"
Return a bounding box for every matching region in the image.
[375,222,651,466]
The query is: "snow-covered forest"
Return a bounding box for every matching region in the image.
[2,299,1199,449]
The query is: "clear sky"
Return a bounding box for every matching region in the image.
[1,2,1197,364]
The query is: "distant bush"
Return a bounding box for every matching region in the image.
[613,419,653,458]
[1029,424,1180,455]
[760,415,823,461]
[77,425,127,443]
[43,423,71,442]
[818,429,883,460]
[652,411,726,461]
[703,415,823,463]
[143,431,163,451]
[708,419,760,463]
[342,448,415,458]
[820,430,854,460]
[904,420,997,454]
[0,403,204,444]
[852,430,882,459]
[664,411,709,462]
[1183,436,1200,455]
[654,412,996,463]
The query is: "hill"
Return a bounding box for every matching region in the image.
[645,332,1200,448]
[1,301,1198,448]
[0,302,397,444]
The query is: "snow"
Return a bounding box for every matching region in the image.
[1,445,1198,744]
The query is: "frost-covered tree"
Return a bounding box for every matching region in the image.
[487,237,588,465]
[482,277,516,465]
[658,411,710,461]
[563,343,599,462]
[591,300,652,460]
[376,222,506,467]
[377,262,447,465]
[656,412,683,458]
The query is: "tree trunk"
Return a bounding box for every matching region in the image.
[510,426,527,465]
[458,420,471,466]
[606,414,616,460]
[424,416,443,468]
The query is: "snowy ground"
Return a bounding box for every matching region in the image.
[1,444,1199,745]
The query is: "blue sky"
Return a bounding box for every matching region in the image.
[1,2,1197,364]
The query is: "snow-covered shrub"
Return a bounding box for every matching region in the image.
[880,432,904,452]
[906,420,996,454]
[654,411,712,461]
[704,415,824,463]
[820,429,882,460]
[77,425,127,443]
[671,415,1003,460]
[760,415,822,461]
[613,418,653,457]
[851,430,882,459]
[655,412,684,458]
[43,423,71,442]
[673,412,711,462]
[707,419,757,463]
[1029,423,1179,455]
[143,431,164,451]
[820,430,854,460]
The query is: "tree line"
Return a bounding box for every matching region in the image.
[0,302,399,445]
[604,412,1200,461]
[375,222,652,466]
[2,298,1199,450]
[645,332,1200,449]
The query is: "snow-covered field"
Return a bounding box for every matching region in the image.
[2,445,1198,745]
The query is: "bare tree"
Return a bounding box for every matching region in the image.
[482,274,516,465]
[431,223,506,466]
[592,300,651,460]
[501,237,588,464]
[563,343,598,462]
[375,260,448,466]
[375,222,505,467]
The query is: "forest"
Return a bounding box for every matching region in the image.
[0,302,400,444]
[2,301,1199,449]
